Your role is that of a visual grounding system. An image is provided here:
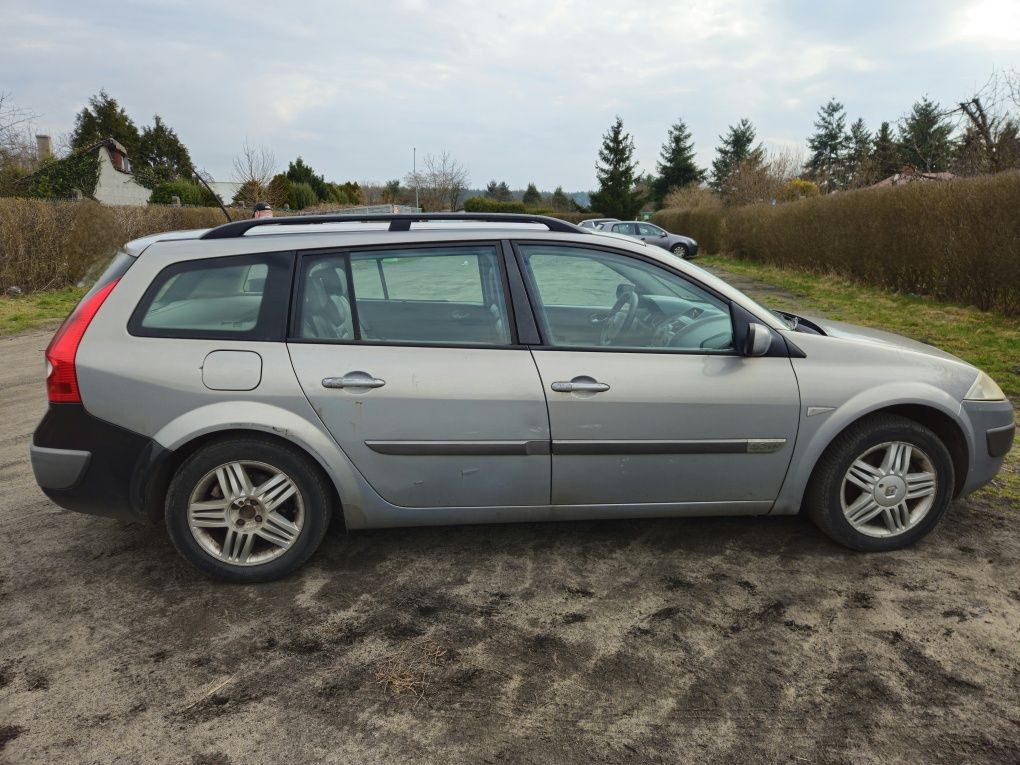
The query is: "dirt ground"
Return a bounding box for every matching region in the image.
[2,273,1019,764]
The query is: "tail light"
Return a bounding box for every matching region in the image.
[46,279,120,403]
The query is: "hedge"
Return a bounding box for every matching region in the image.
[653,171,1020,315]
[0,199,240,292]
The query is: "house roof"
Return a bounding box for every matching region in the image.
[872,167,956,188]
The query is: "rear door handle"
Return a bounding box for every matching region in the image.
[551,377,610,393]
[322,371,386,390]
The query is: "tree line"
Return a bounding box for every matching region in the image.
[590,70,1020,218]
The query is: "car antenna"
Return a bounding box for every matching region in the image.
[192,168,232,223]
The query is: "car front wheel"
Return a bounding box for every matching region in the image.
[165,436,333,582]
[805,414,954,551]
[670,243,689,258]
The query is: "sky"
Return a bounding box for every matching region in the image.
[2,0,1018,190]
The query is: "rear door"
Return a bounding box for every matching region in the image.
[287,243,551,509]
[516,242,800,508]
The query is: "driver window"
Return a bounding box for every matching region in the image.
[520,245,734,353]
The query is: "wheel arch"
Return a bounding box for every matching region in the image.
[772,390,972,515]
[141,414,352,527]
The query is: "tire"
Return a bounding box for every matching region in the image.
[670,243,689,258]
[165,436,334,583]
[804,414,954,552]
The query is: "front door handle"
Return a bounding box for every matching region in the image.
[551,376,610,393]
[322,371,386,390]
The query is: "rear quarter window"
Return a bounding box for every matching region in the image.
[128,252,292,341]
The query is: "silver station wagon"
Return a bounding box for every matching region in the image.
[31,213,1015,582]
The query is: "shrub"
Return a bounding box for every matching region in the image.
[288,181,318,210]
[0,198,240,292]
[463,197,526,213]
[724,172,1020,314]
[148,179,218,207]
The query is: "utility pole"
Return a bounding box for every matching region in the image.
[413,146,419,210]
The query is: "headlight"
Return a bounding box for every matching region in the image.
[965,370,1006,401]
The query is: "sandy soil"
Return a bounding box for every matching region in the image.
[2,301,1018,764]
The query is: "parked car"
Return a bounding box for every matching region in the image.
[578,217,619,229]
[603,221,698,258]
[31,213,1014,582]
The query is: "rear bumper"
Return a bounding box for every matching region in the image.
[31,403,172,523]
[960,399,1015,496]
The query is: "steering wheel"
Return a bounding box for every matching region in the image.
[600,289,639,345]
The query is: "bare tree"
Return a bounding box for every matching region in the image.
[232,140,276,203]
[405,151,469,211]
[948,71,1020,174]
[0,92,38,170]
[727,147,805,206]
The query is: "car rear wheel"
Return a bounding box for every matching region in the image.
[804,414,954,551]
[670,243,689,258]
[165,437,333,582]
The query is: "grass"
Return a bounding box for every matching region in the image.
[700,254,1019,505]
[0,286,84,336]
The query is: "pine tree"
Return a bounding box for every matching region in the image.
[590,116,643,219]
[898,98,954,172]
[870,122,901,179]
[549,186,571,211]
[485,180,513,202]
[805,98,850,191]
[70,90,140,157]
[844,118,872,188]
[651,118,705,208]
[134,115,194,187]
[709,118,764,197]
[522,182,542,207]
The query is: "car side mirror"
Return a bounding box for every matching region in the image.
[744,323,772,356]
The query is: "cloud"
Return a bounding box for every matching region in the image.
[1,0,1014,189]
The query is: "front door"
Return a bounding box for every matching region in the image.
[517,242,800,508]
[288,244,550,509]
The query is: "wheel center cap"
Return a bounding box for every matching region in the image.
[873,475,906,507]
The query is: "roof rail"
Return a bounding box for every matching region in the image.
[199,212,581,239]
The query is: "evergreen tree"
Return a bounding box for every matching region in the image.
[870,122,901,179]
[898,97,954,172]
[484,180,513,201]
[549,186,570,211]
[522,182,542,207]
[590,116,643,219]
[805,98,850,191]
[286,157,330,201]
[709,118,764,197]
[844,118,872,188]
[651,118,704,208]
[383,179,402,203]
[70,90,140,157]
[134,115,194,187]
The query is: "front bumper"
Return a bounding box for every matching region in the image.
[960,399,1016,496]
[31,403,172,523]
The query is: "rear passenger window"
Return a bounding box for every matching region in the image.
[129,253,291,341]
[295,246,513,346]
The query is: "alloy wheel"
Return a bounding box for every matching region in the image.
[840,441,937,538]
[187,460,305,566]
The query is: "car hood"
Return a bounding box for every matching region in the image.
[804,316,969,365]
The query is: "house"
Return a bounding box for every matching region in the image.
[26,135,150,205]
[872,165,956,188]
[90,138,151,205]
